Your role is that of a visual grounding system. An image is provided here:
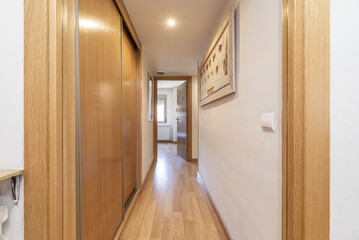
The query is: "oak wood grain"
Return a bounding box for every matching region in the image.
[285,0,330,239]
[79,0,123,238]
[113,0,141,50]
[136,49,143,189]
[24,0,63,238]
[24,0,50,230]
[123,29,137,206]
[62,0,77,238]
[119,143,229,239]
[0,170,23,182]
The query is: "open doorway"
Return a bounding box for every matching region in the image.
[157,80,186,159]
[154,77,193,162]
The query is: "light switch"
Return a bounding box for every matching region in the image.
[261,113,275,132]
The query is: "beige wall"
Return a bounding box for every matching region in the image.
[192,76,199,159]
[141,50,154,183]
[198,0,282,239]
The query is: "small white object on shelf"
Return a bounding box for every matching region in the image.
[0,206,8,240]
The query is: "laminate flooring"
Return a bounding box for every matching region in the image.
[119,143,228,240]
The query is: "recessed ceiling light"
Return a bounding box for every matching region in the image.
[167,19,175,27]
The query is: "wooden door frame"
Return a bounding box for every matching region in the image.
[113,0,143,192]
[24,0,330,238]
[153,76,193,162]
[24,0,63,239]
[282,0,330,239]
[25,0,142,239]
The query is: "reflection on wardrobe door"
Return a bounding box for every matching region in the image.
[123,29,137,207]
[79,0,123,239]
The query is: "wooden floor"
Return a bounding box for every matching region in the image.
[119,143,228,240]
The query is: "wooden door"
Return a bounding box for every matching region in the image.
[79,0,123,239]
[177,82,187,160]
[123,29,137,206]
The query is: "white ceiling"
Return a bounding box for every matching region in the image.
[123,0,230,76]
[157,80,186,89]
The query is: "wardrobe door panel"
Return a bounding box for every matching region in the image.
[122,30,137,206]
[79,0,123,239]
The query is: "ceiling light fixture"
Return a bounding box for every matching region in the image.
[157,70,165,75]
[167,19,175,27]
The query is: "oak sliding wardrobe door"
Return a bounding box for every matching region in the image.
[122,29,137,208]
[79,0,123,239]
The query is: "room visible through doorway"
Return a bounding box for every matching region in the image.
[157,80,187,160]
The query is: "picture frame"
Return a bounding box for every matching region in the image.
[199,6,236,106]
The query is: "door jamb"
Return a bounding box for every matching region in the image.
[24,0,63,238]
[154,76,193,162]
[282,0,330,239]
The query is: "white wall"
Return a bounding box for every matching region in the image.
[198,0,282,239]
[158,87,181,142]
[330,1,359,239]
[0,0,24,239]
[141,51,154,183]
[158,89,173,121]
[0,2,24,170]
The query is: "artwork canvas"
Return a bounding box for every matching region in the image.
[199,7,235,106]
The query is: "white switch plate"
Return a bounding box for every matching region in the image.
[261,113,275,132]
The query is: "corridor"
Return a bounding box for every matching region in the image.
[119,143,227,239]
[1,0,347,238]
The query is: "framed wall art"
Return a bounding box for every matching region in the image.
[148,72,154,121]
[199,6,236,106]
